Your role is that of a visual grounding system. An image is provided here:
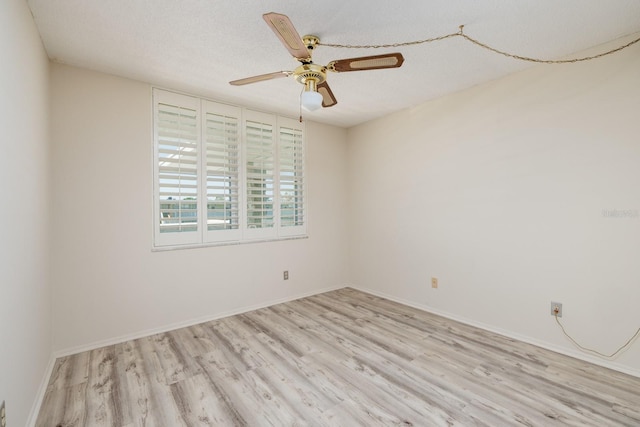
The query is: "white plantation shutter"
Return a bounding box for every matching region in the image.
[278,118,305,235]
[154,91,200,246]
[153,89,306,248]
[203,101,242,242]
[244,111,276,239]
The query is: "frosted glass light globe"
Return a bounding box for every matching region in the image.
[301,90,323,111]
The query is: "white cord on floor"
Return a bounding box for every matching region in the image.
[554,313,640,358]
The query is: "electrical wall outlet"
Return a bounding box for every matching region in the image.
[283,270,289,280]
[550,302,563,317]
[1,400,6,427]
[431,277,438,288]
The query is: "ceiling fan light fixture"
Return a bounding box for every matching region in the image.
[301,89,323,111]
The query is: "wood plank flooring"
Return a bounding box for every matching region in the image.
[36,288,640,426]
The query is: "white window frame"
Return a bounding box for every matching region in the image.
[152,88,307,249]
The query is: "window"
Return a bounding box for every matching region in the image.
[153,89,306,248]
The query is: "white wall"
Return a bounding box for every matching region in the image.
[0,0,52,425]
[347,35,640,374]
[50,64,349,353]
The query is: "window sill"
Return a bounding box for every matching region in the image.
[151,234,309,252]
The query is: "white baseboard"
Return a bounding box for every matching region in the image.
[54,284,346,359]
[27,353,56,427]
[349,285,640,379]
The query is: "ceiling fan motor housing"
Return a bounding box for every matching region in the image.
[294,63,327,86]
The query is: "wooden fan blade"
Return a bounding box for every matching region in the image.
[328,53,404,72]
[263,12,311,61]
[229,71,291,86]
[317,82,337,108]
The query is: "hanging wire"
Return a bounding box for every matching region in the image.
[318,25,640,64]
[554,312,640,358]
[319,31,460,49]
[458,26,640,64]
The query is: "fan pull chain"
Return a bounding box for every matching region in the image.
[318,25,640,64]
[299,86,304,123]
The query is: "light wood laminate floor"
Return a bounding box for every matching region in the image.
[37,288,640,426]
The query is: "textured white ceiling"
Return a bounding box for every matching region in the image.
[28,0,640,128]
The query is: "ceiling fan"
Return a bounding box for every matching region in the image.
[230,12,405,111]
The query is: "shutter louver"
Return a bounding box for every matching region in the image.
[205,111,240,232]
[157,102,199,234]
[279,126,304,228]
[246,119,275,230]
